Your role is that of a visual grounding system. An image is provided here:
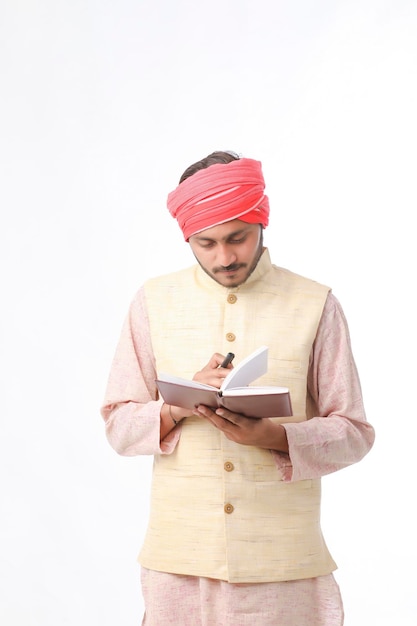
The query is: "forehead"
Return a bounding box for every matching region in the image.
[190,219,256,242]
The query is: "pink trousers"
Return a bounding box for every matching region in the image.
[140,568,344,626]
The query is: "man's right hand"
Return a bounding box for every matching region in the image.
[192,352,234,389]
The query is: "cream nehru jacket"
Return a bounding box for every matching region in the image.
[139,248,336,583]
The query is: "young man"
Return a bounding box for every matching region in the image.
[101,151,375,625]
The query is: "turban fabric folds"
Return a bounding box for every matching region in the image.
[167,158,270,240]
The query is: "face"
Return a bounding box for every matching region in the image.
[189,220,263,288]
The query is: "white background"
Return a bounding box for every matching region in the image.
[1,1,416,624]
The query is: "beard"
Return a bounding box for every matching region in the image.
[196,231,264,288]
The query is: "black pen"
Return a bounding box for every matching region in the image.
[220,352,235,368]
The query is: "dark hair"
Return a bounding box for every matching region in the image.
[179,150,240,184]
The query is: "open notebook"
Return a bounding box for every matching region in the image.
[156,346,293,418]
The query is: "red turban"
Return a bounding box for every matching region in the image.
[167,158,270,240]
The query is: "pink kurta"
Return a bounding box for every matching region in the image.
[101,290,375,625]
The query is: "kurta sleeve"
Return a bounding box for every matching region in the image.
[100,287,180,456]
[272,292,375,482]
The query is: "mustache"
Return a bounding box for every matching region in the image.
[213,263,246,273]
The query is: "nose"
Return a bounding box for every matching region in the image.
[217,244,237,268]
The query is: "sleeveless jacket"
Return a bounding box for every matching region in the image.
[138,249,336,583]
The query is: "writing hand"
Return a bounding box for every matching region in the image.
[192,352,234,389]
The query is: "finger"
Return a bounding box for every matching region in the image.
[215,408,243,427]
[207,353,229,370]
[194,405,229,426]
[193,404,216,417]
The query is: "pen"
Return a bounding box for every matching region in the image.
[220,352,235,368]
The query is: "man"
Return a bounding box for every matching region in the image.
[101,151,375,625]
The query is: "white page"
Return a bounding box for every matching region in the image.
[157,372,217,391]
[223,386,288,396]
[221,346,269,391]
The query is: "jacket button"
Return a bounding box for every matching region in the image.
[224,461,234,472]
[224,503,234,514]
[227,294,237,304]
[226,332,236,342]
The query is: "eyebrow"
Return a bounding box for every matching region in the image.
[194,227,250,244]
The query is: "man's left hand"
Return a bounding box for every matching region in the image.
[193,405,289,453]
